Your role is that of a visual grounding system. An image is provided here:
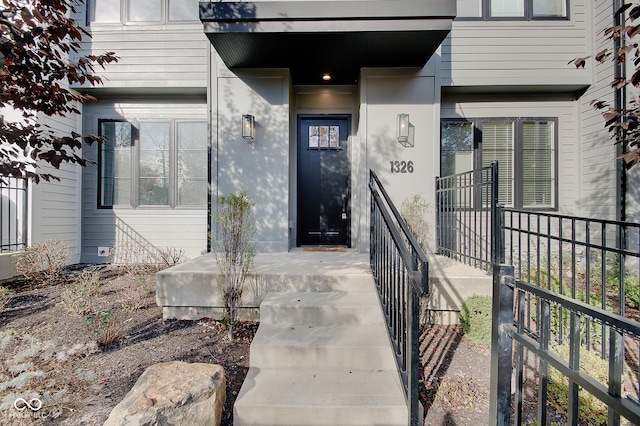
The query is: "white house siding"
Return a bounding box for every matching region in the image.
[577,0,619,220]
[441,99,579,215]
[28,112,83,264]
[211,64,290,252]
[72,11,208,92]
[441,0,590,89]
[81,100,208,264]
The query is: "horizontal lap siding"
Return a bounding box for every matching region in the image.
[31,111,83,263]
[73,23,208,91]
[442,1,589,88]
[578,0,618,220]
[81,101,208,264]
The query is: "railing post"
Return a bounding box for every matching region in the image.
[490,161,505,265]
[408,278,420,426]
[490,263,514,426]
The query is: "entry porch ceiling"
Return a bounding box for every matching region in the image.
[200,1,455,85]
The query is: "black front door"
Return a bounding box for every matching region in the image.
[297,116,350,246]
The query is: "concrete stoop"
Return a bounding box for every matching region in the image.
[233,285,408,426]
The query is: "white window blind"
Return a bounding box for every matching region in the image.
[482,122,514,206]
[522,121,554,208]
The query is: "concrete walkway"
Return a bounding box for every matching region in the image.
[232,250,409,425]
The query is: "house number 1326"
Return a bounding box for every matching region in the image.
[390,160,414,174]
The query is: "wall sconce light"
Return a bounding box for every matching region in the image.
[397,113,409,144]
[242,114,255,140]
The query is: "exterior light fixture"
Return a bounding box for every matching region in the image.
[397,113,409,143]
[242,114,255,140]
[322,73,332,81]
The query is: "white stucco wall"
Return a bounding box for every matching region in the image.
[359,65,439,251]
[211,62,291,252]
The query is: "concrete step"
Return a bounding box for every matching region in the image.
[234,368,407,426]
[249,323,398,371]
[259,291,384,325]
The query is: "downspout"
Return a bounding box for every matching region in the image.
[614,0,627,223]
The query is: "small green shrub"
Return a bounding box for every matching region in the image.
[624,277,640,309]
[13,240,70,285]
[60,269,101,316]
[548,342,611,425]
[460,295,493,347]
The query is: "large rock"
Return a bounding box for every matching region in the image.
[104,361,226,426]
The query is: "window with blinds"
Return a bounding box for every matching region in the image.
[522,121,555,208]
[440,118,557,210]
[481,121,514,206]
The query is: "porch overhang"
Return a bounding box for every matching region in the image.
[200,1,455,85]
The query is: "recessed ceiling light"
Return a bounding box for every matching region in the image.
[322,73,331,81]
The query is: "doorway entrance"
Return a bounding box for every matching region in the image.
[297,115,350,246]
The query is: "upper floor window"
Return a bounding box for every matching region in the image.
[441,118,557,209]
[88,0,201,24]
[98,119,208,209]
[457,0,568,20]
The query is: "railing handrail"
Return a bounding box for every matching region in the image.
[369,170,429,295]
[369,169,428,426]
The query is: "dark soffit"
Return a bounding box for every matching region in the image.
[200,1,455,85]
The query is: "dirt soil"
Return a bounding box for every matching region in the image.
[0,265,491,426]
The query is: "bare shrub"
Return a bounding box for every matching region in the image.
[13,240,70,285]
[60,268,101,316]
[156,247,186,269]
[0,286,14,313]
[401,193,431,250]
[214,191,257,340]
[119,273,153,311]
[86,308,126,348]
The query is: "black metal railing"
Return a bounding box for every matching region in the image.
[491,207,640,423]
[491,263,640,425]
[501,209,640,355]
[435,162,498,271]
[1,177,27,253]
[369,170,428,426]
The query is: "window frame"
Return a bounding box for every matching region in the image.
[455,0,570,21]
[87,0,201,25]
[440,117,559,211]
[97,118,208,210]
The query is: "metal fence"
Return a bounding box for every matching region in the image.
[369,170,428,426]
[493,208,640,424]
[435,162,499,271]
[0,177,27,253]
[435,163,640,424]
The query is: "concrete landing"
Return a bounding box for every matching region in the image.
[155,250,492,324]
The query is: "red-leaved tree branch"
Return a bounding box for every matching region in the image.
[0,0,118,183]
[570,2,640,169]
